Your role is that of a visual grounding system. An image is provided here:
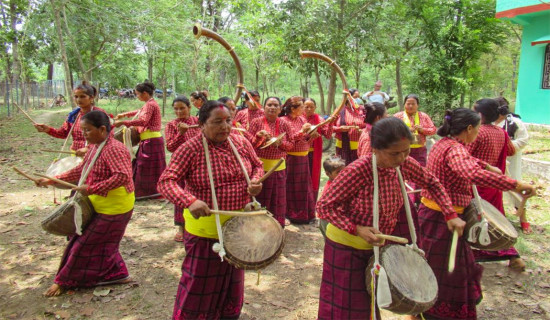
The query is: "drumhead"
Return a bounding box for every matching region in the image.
[223,215,284,265]
[46,156,83,176]
[381,245,438,304]
[479,198,518,238]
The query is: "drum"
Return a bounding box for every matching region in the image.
[114,126,140,147]
[462,198,518,251]
[222,214,285,270]
[41,196,95,236]
[366,245,438,315]
[46,156,83,177]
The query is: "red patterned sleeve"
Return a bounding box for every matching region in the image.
[241,137,264,181]
[402,157,458,220]
[121,110,139,118]
[158,144,198,209]
[47,121,72,139]
[165,121,186,153]
[278,121,294,152]
[447,145,517,191]
[420,112,436,136]
[87,146,133,196]
[316,159,371,234]
[122,103,153,128]
[248,119,266,148]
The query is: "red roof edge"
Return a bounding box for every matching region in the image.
[496,3,550,19]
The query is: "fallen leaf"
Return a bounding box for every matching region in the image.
[73,293,94,303]
[54,310,70,319]
[16,221,29,226]
[81,307,94,316]
[23,213,32,217]
[537,282,550,288]
[101,296,113,303]
[93,288,110,297]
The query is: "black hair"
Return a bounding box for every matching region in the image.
[191,91,208,103]
[218,96,234,105]
[371,117,413,150]
[135,81,155,95]
[264,96,281,106]
[244,90,260,101]
[81,110,111,133]
[404,93,419,105]
[303,97,316,105]
[364,102,386,125]
[474,98,499,124]
[198,100,229,124]
[75,81,97,98]
[437,108,481,137]
[323,155,346,174]
[279,96,304,117]
[172,95,190,107]
[494,96,510,116]
[349,88,358,96]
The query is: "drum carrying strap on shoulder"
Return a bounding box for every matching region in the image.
[396,167,424,254]
[71,138,107,235]
[227,138,261,210]
[467,185,491,246]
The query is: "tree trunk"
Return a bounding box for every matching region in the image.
[47,63,54,81]
[354,36,360,88]
[147,55,153,81]
[511,53,518,93]
[50,0,75,108]
[61,3,87,81]
[314,61,326,114]
[161,56,167,116]
[395,58,403,110]
[9,1,20,108]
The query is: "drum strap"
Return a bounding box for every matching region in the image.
[228,138,261,210]
[468,185,491,246]
[396,167,423,254]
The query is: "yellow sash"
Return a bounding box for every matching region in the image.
[335,138,359,150]
[184,208,232,239]
[309,147,314,152]
[260,158,286,172]
[88,186,135,215]
[403,112,423,148]
[139,130,162,140]
[421,197,464,214]
[326,223,373,250]
[287,151,309,157]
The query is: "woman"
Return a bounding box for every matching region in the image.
[114,82,166,198]
[393,94,436,166]
[234,90,264,130]
[316,117,463,319]
[190,90,208,112]
[280,96,316,224]
[357,102,387,158]
[249,97,293,227]
[34,82,108,157]
[350,88,363,105]
[165,95,201,242]
[417,108,535,320]
[494,97,531,233]
[467,98,523,269]
[157,101,263,320]
[333,97,366,165]
[36,111,135,297]
[304,98,334,201]
[218,97,237,119]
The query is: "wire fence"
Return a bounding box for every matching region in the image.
[0,80,70,117]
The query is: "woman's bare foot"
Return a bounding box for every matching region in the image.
[44,283,64,297]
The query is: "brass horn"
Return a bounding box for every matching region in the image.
[193,24,244,104]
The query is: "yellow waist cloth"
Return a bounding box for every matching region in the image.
[260,158,286,172]
[410,144,424,149]
[309,147,314,152]
[326,223,373,250]
[184,208,232,239]
[421,197,464,214]
[139,130,162,140]
[88,186,135,215]
[287,151,309,156]
[335,138,359,150]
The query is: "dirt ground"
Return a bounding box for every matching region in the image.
[0,109,549,319]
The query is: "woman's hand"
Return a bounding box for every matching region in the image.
[74,148,87,157]
[356,226,385,246]
[485,164,502,175]
[35,178,53,188]
[446,217,466,236]
[178,123,189,135]
[515,182,536,199]
[257,130,271,140]
[301,123,312,134]
[413,125,424,134]
[114,114,125,120]
[72,184,89,196]
[248,179,262,196]
[113,120,124,128]
[188,200,211,219]
[309,131,320,140]
[34,123,50,133]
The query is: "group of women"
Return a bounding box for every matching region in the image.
[32,80,536,320]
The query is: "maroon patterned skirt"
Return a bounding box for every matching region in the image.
[133,137,166,197]
[55,210,132,288]
[318,238,379,320]
[256,170,287,227]
[286,154,315,224]
[173,232,244,320]
[174,179,185,226]
[418,205,483,320]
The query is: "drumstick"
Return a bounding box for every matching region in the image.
[448,230,459,273]
[406,189,422,194]
[210,210,267,217]
[258,158,285,183]
[405,183,415,192]
[187,124,199,128]
[33,173,78,189]
[41,149,76,155]
[232,127,246,132]
[375,234,408,244]
[12,167,40,184]
[14,103,37,124]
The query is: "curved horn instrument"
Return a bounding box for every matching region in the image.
[193,24,244,104]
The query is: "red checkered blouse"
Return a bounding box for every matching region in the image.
[393,111,436,146]
[165,117,201,153]
[467,124,516,166]
[157,133,264,210]
[120,99,162,132]
[357,124,372,158]
[248,116,293,159]
[234,108,265,130]
[306,114,333,139]
[47,106,108,151]
[333,105,366,142]
[422,137,517,207]
[280,115,312,153]
[316,155,457,235]
[56,137,134,196]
